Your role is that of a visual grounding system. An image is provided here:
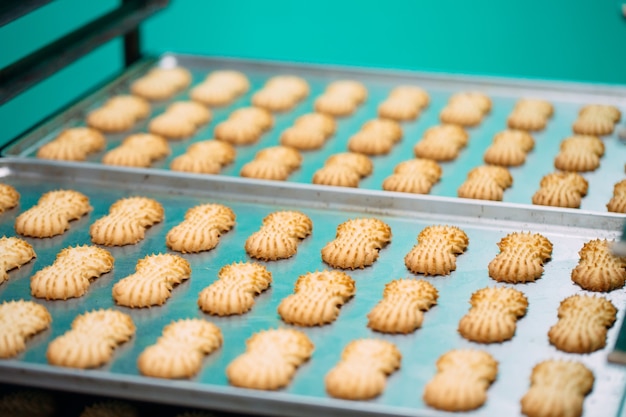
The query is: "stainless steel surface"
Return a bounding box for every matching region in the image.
[3,54,626,213]
[0,158,625,417]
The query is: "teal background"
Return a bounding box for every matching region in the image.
[1,0,625,147]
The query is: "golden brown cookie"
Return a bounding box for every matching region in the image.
[532,171,588,208]
[31,245,113,300]
[230,106,274,131]
[89,196,164,246]
[423,349,498,412]
[440,97,484,127]
[0,184,19,214]
[206,70,250,94]
[312,164,361,188]
[36,127,106,161]
[325,152,373,177]
[256,146,303,171]
[170,139,235,174]
[548,294,616,353]
[102,133,170,167]
[0,300,51,358]
[378,96,421,121]
[404,225,468,275]
[148,101,210,140]
[314,92,357,117]
[280,126,326,151]
[458,165,513,201]
[266,75,310,100]
[326,80,367,104]
[325,339,401,400]
[46,309,135,368]
[521,360,594,417]
[214,119,262,145]
[15,190,92,238]
[166,203,235,253]
[571,239,626,292]
[413,124,469,162]
[347,130,394,155]
[137,319,222,379]
[226,328,313,390]
[130,66,191,101]
[245,211,312,261]
[0,236,35,285]
[367,279,438,334]
[607,179,626,213]
[389,86,430,108]
[458,287,528,343]
[321,218,391,269]
[573,104,620,136]
[554,135,604,172]
[488,232,553,283]
[278,270,355,326]
[86,95,150,133]
[294,112,336,138]
[484,130,535,167]
[198,262,272,316]
[112,253,191,308]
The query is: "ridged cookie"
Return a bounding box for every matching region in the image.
[31,245,113,300]
[571,239,626,292]
[0,236,35,285]
[488,232,553,283]
[321,218,391,269]
[166,203,235,253]
[15,190,92,238]
[404,225,468,275]
[245,211,312,261]
[0,300,51,358]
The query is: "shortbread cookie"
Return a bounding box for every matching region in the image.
[280,126,326,150]
[484,130,535,167]
[0,184,19,213]
[348,130,394,155]
[90,196,164,246]
[325,339,401,400]
[321,218,391,269]
[367,279,438,334]
[507,99,553,131]
[245,211,312,261]
[383,158,442,194]
[79,401,138,417]
[226,328,314,390]
[102,133,170,167]
[548,294,616,353]
[414,124,469,161]
[214,118,263,146]
[0,390,56,417]
[458,165,513,201]
[423,349,498,412]
[0,236,35,285]
[404,225,468,275]
[312,164,361,188]
[112,253,190,308]
[378,96,421,121]
[278,270,355,326]
[607,179,626,213]
[241,146,302,181]
[252,76,309,112]
[47,309,135,368]
[87,95,150,133]
[138,319,222,379]
[532,171,588,208]
[149,101,211,140]
[488,232,553,283]
[315,80,366,117]
[37,127,106,161]
[325,152,373,177]
[573,104,620,136]
[390,85,430,108]
[15,190,92,238]
[198,262,272,316]
[190,71,249,107]
[294,112,336,138]
[131,66,191,101]
[0,300,51,358]
[166,203,235,253]
[458,287,528,343]
[362,118,403,142]
[554,135,604,172]
[571,239,626,292]
[170,139,236,174]
[31,245,113,300]
[230,106,274,131]
[521,360,593,417]
[440,92,490,127]
[326,80,367,104]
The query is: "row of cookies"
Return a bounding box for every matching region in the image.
[2,184,624,290]
[0,286,602,417]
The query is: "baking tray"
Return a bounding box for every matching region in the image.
[3,54,626,213]
[0,158,626,417]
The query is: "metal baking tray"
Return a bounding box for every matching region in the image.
[3,54,626,213]
[0,158,625,417]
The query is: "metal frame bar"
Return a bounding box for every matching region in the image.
[0,0,168,105]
